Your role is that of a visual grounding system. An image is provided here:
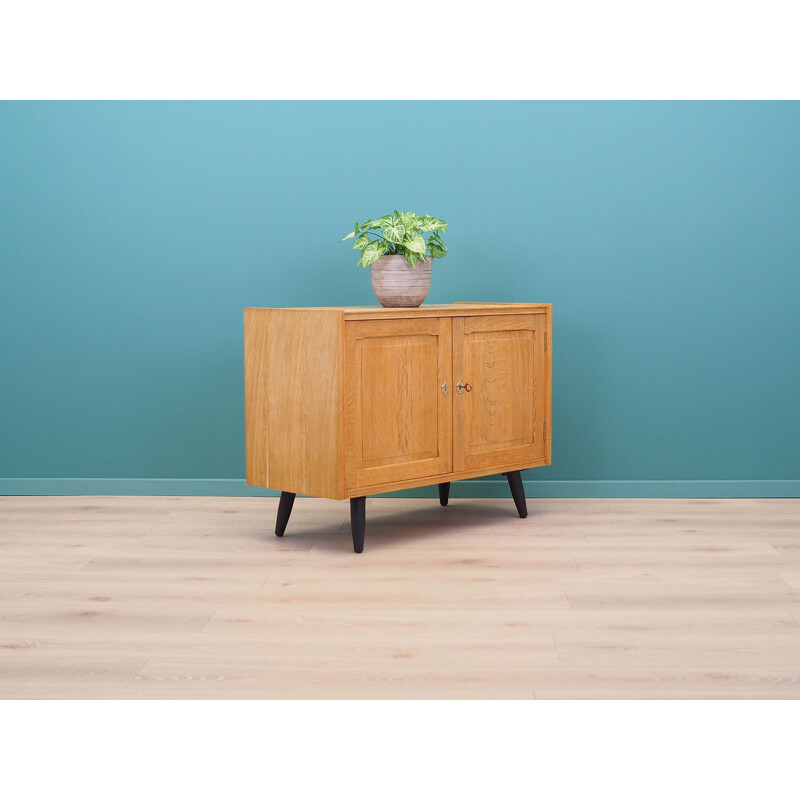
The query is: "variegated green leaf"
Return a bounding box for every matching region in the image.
[360,240,387,268]
[403,231,426,254]
[340,230,356,241]
[399,211,422,232]
[403,249,421,269]
[380,216,406,244]
[428,241,447,259]
[353,233,370,251]
[419,215,448,232]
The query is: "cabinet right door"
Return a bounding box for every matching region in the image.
[453,313,549,472]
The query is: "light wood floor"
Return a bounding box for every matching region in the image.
[1,495,799,699]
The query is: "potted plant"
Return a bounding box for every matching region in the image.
[341,210,448,307]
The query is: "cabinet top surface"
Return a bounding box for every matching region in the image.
[245,302,550,320]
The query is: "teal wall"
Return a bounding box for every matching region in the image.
[2,102,799,496]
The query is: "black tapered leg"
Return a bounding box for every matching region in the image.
[505,471,528,518]
[438,482,451,507]
[350,497,366,553]
[274,491,296,537]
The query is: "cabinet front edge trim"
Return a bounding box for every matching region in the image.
[344,459,549,498]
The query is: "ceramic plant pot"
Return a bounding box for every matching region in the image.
[370,255,433,308]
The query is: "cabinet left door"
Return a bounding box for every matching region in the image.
[345,317,452,491]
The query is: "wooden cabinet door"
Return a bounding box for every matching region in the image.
[453,314,548,472]
[345,318,452,490]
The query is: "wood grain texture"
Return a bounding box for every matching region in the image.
[454,314,547,471]
[345,302,549,320]
[257,303,550,320]
[544,304,552,465]
[344,458,548,498]
[244,308,345,499]
[243,308,270,487]
[345,317,452,491]
[1,496,799,699]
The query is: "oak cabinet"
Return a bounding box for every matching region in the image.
[245,303,551,552]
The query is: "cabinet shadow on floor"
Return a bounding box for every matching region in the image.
[266,498,536,553]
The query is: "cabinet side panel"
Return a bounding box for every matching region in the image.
[244,308,270,487]
[267,309,344,499]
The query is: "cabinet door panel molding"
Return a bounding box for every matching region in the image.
[344,317,452,490]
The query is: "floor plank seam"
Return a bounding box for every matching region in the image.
[199,610,217,634]
[125,658,150,689]
[775,575,795,590]
[8,590,35,608]
[258,571,275,590]
[551,633,562,661]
